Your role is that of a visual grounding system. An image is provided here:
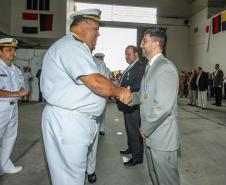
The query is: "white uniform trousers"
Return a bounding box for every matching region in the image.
[87,123,100,174]
[42,105,98,185]
[197,90,207,108]
[99,107,106,133]
[146,147,180,185]
[0,102,18,172]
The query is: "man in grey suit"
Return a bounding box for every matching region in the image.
[131,28,181,185]
[212,64,224,106]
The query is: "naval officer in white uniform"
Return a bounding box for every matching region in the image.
[41,8,132,185]
[0,38,29,175]
[86,53,110,183]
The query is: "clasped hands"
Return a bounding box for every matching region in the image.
[117,86,133,105]
[15,89,30,97]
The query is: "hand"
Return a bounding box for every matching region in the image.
[139,128,147,139]
[15,89,30,97]
[118,86,133,104]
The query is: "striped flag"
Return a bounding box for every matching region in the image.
[212,14,221,34]
[22,12,38,34]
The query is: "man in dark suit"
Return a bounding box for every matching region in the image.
[116,45,146,166]
[196,66,209,109]
[213,64,224,106]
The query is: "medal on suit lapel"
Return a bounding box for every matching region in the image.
[144,83,148,99]
[127,72,130,81]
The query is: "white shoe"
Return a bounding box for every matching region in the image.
[0,166,23,175]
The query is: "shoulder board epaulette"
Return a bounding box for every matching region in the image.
[72,35,83,43]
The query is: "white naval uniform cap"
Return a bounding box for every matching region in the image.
[94,53,105,58]
[0,38,18,48]
[70,8,104,26]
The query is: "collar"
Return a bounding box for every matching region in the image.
[0,58,12,68]
[148,53,162,67]
[69,32,91,55]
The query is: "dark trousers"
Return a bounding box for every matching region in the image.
[38,82,43,102]
[224,83,226,99]
[214,87,222,106]
[123,108,143,161]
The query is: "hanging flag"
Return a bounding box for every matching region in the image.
[221,11,226,31]
[22,13,38,20]
[40,14,53,31]
[22,12,39,34]
[205,18,211,52]
[212,14,221,34]
[22,27,38,34]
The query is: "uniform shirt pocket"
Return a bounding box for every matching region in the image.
[0,74,9,89]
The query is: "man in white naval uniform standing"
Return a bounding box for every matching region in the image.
[86,53,110,183]
[41,9,132,185]
[0,38,29,175]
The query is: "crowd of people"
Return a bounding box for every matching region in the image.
[179,64,225,109]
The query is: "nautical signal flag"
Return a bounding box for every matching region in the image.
[40,14,53,31]
[212,14,221,34]
[22,12,38,34]
[21,12,54,34]
[221,11,226,31]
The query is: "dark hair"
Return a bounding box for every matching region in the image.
[70,16,89,28]
[144,28,167,50]
[126,45,138,53]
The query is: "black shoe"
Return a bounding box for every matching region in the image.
[120,148,131,155]
[88,172,97,183]
[212,103,216,105]
[124,158,143,166]
[99,131,105,136]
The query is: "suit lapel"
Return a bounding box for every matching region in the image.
[120,60,139,85]
[145,54,164,80]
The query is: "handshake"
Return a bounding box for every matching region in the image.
[116,86,133,105]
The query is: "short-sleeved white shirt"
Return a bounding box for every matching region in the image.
[0,59,25,102]
[41,32,106,116]
[93,57,110,79]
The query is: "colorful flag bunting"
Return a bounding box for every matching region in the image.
[212,14,221,34]
[40,14,53,31]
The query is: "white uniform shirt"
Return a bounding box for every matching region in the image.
[23,71,32,90]
[41,32,106,116]
[0,59,25,102]
[93,57,110,79]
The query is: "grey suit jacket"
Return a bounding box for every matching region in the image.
[132,54,181,151]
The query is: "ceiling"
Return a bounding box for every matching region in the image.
[78,0,226,19]
[5,0,226,48]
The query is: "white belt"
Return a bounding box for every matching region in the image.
[0,101,17,106]
[47,104,98,120]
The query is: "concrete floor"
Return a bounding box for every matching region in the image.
[0,98,226,185]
